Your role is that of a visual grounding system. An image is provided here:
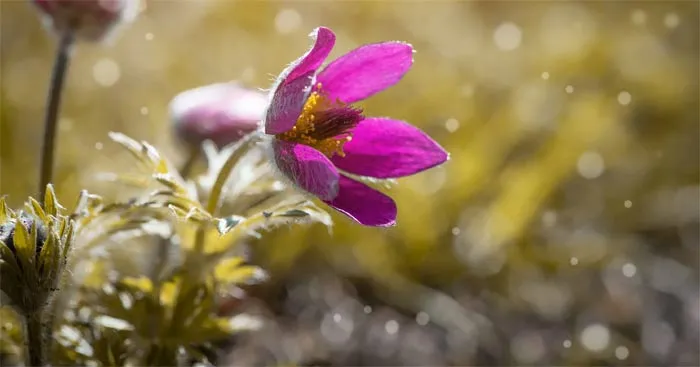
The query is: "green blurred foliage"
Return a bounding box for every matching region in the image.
[1,0,699,365]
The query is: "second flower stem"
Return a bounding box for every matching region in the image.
[38,31,74,202]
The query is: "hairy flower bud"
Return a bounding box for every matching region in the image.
[31,0,140,42]
[170,82,268,149]
[0,187,74,315]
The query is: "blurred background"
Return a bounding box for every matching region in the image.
[1,0,699,365]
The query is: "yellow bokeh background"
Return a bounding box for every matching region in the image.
[1,1,698,365]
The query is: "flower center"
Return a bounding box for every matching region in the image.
[276,84,363,158]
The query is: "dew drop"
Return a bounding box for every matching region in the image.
[59,118,74,132]
[577,151,605,179]
[493,22,522,51]
[542,210,557,227]
[581,323,610,352]
[570,257,579,266]
[275,8,302,34]
[631,9,647,25]
[565,85,574,94]
[445,118,460,133]
[416,312,430,326]
[617,91,632,106]
[563,339,572,348]
[615,346,630,360]
[93,58,120,87]
[664,13,680,29]
[145,32,154,41]
[622,263,637,277]
[95,142,103,150]
[140,107,149,115]
[624,200,633,208]
[541,72,550,80]
[385,320,399,335]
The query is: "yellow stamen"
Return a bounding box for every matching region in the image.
[277,83,357,158]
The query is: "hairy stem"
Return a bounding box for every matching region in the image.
[206,131,261,215]
[39,31,74,201]
[178,145,200,180]
[23,310,49,367]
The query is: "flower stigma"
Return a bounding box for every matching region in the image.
[277,83,363,158]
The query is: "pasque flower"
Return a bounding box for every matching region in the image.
[264,27,448,227]
[32,0,140,42]
[170,82,268,148]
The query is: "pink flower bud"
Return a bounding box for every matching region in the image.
[170,82,268,148]
[32,0,140,42]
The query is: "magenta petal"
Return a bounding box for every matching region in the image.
[316,41,414,104]
[273,140,339,201]
[264,73,314,135]
[331,118,448,178]
[285,27,336,83]
[323,175,397,227]
[265,27,336,135]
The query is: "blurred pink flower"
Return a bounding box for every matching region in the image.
[264,27,448,227]
[170,82,268,148]
[32,0,139,42]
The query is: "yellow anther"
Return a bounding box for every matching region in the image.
[276,89,356,158]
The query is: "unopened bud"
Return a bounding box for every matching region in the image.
[170,82,268,149]
[0,188,74,315]
[31,0,140,42]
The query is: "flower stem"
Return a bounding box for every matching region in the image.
[178,145,201,180]
[206,131,261,215]
[23,310,49,367]
[38,30,74,202]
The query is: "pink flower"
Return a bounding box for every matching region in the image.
[170,82,268,148]
[264,27,448,227]
[32,0,139,42]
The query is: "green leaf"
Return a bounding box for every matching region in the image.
[12,217,35,264]
[121,276,154,294]
[44,184,62,216]
[277,209,310,218]
[0,197,12,223]
[28,197,47,222]
[0,240,21,275]
[213,258,257,284]
[37,233,56,280]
